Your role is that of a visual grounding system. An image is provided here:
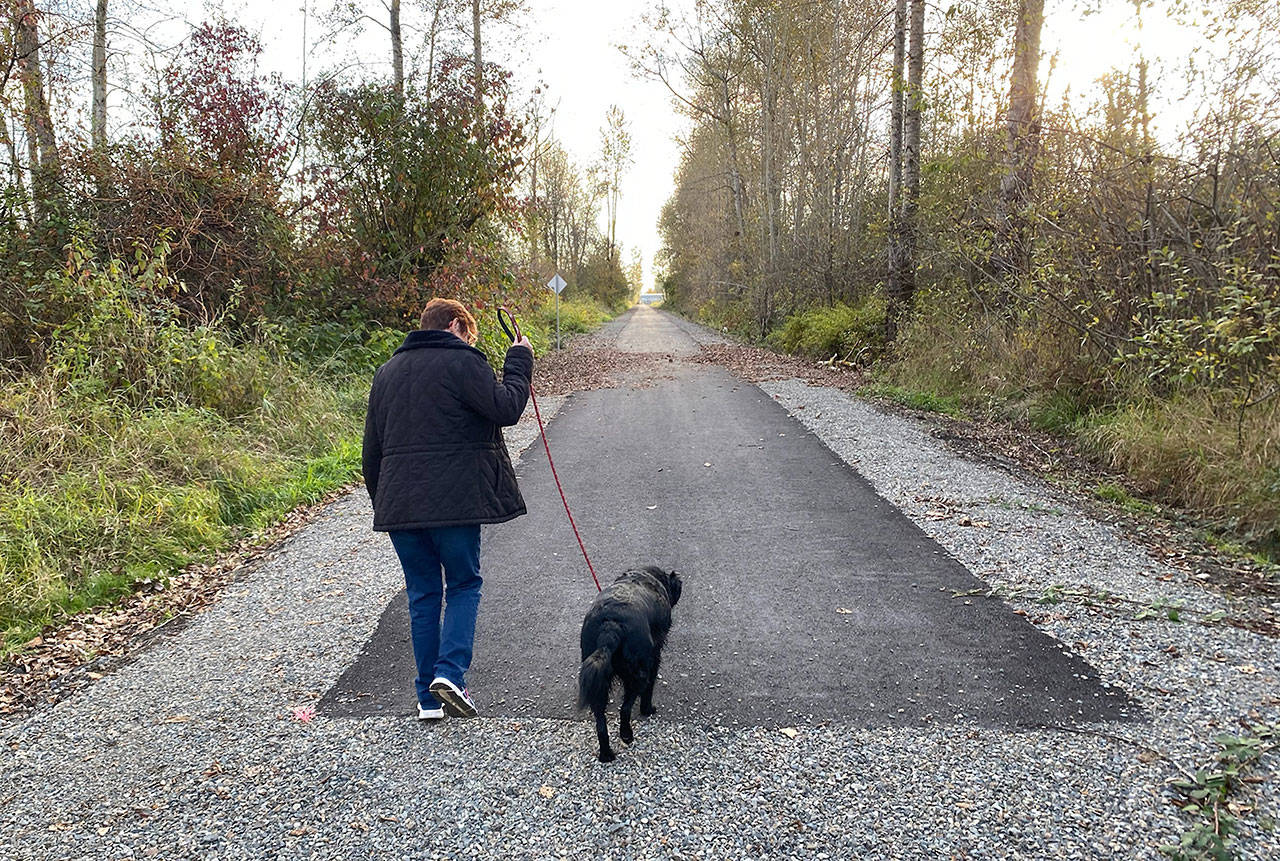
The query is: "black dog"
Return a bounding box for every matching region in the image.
[577,566,682,762]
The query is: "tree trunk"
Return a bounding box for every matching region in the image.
[758,29,780,276]
[91,0,108,149]
[887,0,906,215]
[994,0,1044,291]
[720,75,748,252]
[425,0,444,101]
[390,0,403,96]
[472,0,483,111]
[12,0,61,222]
[885,0,923,344]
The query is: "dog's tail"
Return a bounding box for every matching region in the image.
[577,621,622,710]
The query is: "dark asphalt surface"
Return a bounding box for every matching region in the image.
[322,309,1136,728]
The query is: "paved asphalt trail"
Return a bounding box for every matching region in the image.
[323,307,1134,727]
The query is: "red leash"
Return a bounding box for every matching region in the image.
[499,307,602,592]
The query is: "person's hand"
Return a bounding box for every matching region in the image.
[513,335,533,355]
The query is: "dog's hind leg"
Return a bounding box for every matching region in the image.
[619,676,644,745]
[592,704,615,763]
[640,655,661,716]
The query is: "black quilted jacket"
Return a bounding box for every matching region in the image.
[362,328,534,531]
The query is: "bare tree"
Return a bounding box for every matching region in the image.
[390,0,403,95]
[885,0,923,343]
[994,0,1044,290]
[599,104,632,266]
[887,0,905,215]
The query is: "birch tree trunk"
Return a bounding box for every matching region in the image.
[390,0,403,96]
[91,0,108,149]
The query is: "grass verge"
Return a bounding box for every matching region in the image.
[0,244,386,657]
[0,370,369,656]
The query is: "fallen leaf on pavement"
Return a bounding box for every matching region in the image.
[779,727,798,739]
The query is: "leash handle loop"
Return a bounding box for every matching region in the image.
[497,306,522,343]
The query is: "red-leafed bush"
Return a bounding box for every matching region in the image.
[64,20,298,324]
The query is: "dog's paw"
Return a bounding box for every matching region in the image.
[640,703,657,716]
[598,749,616,764]
[619,726,634,745]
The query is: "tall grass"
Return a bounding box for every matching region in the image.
[864,290,1279,554]
[1085,394,1280,549]
[0,242,385,651]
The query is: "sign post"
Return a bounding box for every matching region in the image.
[547,273,567,349]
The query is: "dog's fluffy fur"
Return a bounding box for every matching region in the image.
[577,566,683,763]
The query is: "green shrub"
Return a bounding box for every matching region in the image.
[0,244,372,653]
[859,381,967,417]
[768,299,886,361]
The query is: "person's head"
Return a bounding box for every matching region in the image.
[419,298,477,345]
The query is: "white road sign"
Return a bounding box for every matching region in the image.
[547,273,567,294]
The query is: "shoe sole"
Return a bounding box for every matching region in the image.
[429,681,478,719]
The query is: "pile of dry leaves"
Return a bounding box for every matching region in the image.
[534,348,677,395]
[692,342,868,389]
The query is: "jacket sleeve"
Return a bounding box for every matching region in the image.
[458,345,533,427]
[361,375,382,502]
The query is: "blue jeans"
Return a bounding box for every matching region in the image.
[388,526,483,708]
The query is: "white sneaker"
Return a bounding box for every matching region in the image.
[418,703,444,720]
[429,677,478,719]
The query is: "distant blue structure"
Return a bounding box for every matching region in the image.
[639,292,665,306]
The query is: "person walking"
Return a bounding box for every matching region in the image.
[362,298,533,720]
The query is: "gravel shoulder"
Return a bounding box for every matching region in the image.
[3,307,1278,860]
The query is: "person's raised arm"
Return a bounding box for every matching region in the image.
[458,343,533,427]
